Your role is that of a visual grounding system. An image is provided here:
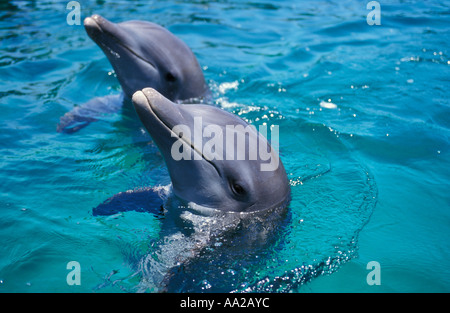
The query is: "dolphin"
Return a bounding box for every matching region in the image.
[131,87,291,213]
[58,15,209,133]
[92,87,291,291]
[83,15,209,101]
[131,88,290,291]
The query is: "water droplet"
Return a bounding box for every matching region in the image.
[201,279,212,290]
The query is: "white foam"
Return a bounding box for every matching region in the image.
[319,100,337,109]
[218,81,239,94]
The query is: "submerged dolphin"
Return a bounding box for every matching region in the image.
[58,15,209,133]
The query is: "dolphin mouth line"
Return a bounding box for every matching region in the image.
[136,91,222,177]
[187,189,290,216]
[111,36,157,69]
[86,17,157,69]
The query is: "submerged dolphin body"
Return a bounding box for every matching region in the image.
[58,15,209,133]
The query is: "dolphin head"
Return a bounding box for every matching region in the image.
[84,15,208,101]
[132,88,290,213]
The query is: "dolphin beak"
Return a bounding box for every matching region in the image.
[84,15,108,41]
[132,88,224,206]
[84,14,158,73]
[84,15,102,33]
[83,14,128,48]
[132,88,185,131]
[132,88,169,135]
[132,88,186,162]
[132,87,221,169]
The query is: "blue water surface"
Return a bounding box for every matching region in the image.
[0,0,449,292]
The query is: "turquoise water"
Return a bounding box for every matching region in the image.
[0,0,449,292]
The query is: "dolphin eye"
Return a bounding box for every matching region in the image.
[231,182,246,197]
[165,72,177,82]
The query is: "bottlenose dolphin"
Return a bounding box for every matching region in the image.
[133,88,290,291]
[58,15,209,133]
[132,87,290,213]
[93,88,291,291]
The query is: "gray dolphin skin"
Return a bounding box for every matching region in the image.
[132,88,290,213]
[57,15,209,133]
[83,15,209,101]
